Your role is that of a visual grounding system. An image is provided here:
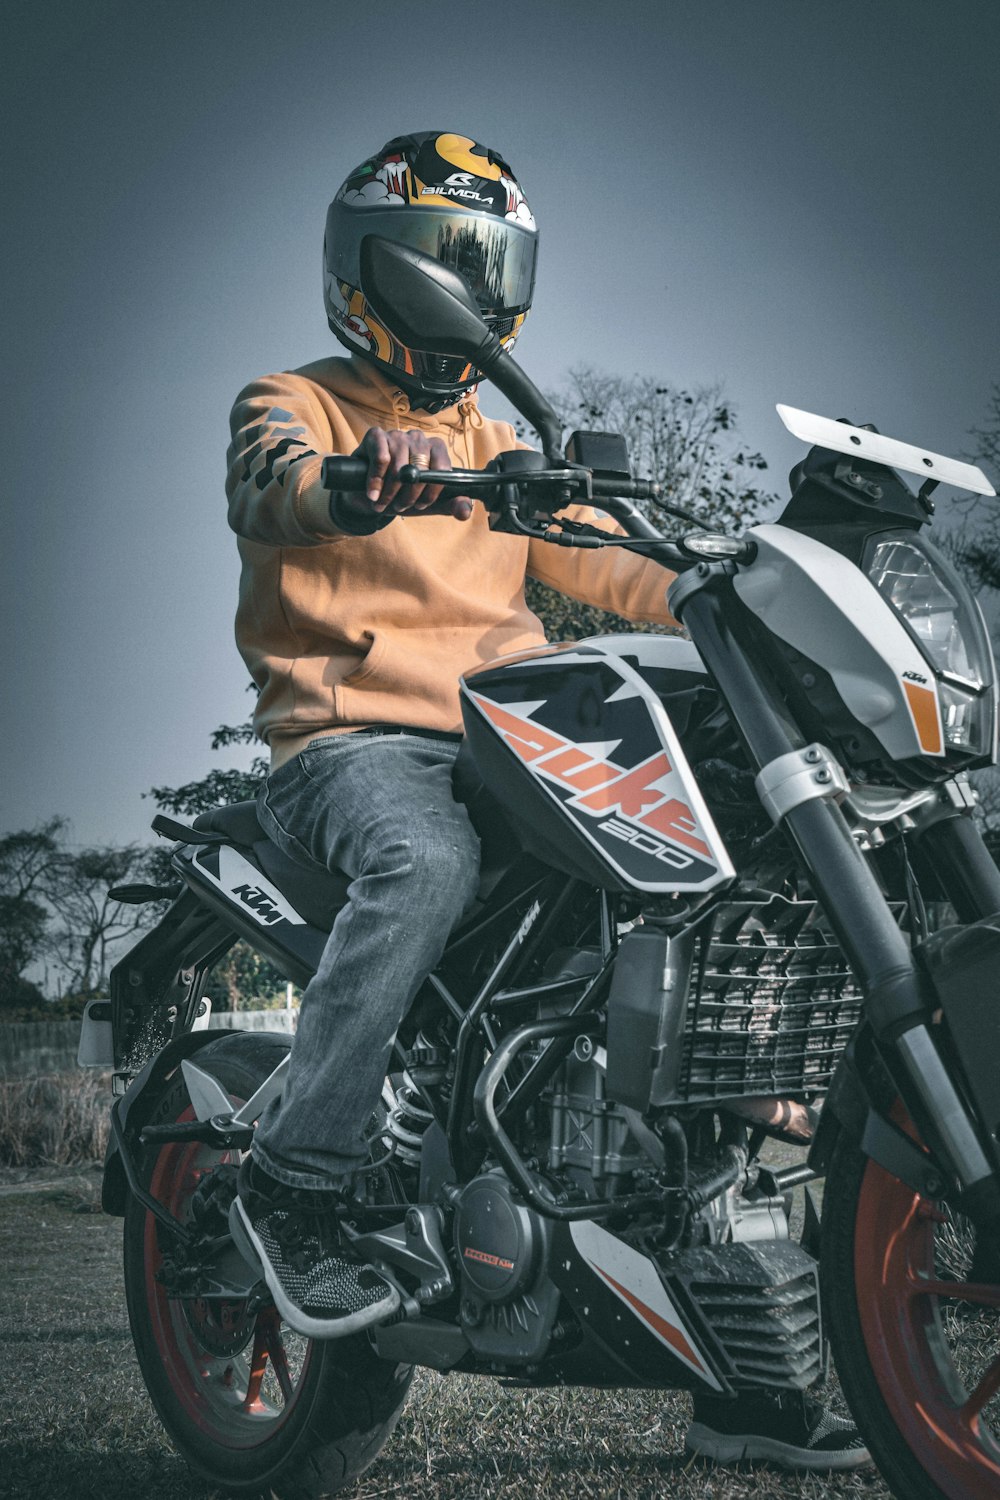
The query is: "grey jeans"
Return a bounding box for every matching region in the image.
[252,730,481,1191]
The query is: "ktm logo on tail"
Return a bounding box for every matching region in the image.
[231,883,284,926]
[471,695,711,864]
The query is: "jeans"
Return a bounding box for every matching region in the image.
[252,730,481,1191]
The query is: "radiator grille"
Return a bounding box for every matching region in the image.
[677,896,870,1103]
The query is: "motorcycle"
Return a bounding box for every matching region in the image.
[84,235,1000,1499]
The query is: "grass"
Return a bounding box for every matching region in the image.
[0,1179,892,1500]
[0,1071,111,1168]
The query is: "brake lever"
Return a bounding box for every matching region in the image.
[387,464,683,558]
[396,463,587,495]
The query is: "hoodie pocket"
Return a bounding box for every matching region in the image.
[342,629,387,686]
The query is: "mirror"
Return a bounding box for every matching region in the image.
[359,234,564,460]
[360,236,498,363]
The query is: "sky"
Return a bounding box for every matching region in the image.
[3,0,999,849]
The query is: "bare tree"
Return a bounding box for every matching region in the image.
[0,820,67,1004]
[522,369,779,639]
[951,383,1000,591]
[939,384,1000,851]
[45,844,165,996]
[0,818,67,903]
[549,368,777,531]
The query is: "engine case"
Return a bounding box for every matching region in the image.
[454,1170,562,1365]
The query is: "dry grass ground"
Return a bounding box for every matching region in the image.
[0,1072,111,1167]
[0,1173,893,1500]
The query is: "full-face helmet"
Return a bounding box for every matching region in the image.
[324,131,537,410]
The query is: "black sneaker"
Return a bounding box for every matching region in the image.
[685,1389,871,1472]
[229,1158,400,1339]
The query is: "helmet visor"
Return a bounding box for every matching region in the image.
[326,202,537,317]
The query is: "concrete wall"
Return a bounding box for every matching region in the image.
[0,1011,297,1079]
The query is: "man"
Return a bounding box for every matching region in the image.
[226,130,868,1472]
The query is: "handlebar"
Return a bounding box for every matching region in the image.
[321,456,662,505]
[319,453,690,560]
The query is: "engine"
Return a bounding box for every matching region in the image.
[446,1032,660,1366]
[453,1170,562,1363]
[384,929,818,1373]
[545,1039,649,1195]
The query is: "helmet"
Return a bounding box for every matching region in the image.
[324,131,538,410]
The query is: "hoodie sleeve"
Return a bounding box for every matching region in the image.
[226,373,361,546]
[526,502,679,627]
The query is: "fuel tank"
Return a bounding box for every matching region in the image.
[460,636,734,895]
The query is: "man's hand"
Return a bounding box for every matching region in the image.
[344,428,473,522]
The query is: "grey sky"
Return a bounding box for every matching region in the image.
[4,0,999,848]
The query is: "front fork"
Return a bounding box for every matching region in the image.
[912,806,1000,923]
[672,563,1000,1230]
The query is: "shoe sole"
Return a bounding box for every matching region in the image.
[228,1197,400,1340]
[685,1423,872,1472]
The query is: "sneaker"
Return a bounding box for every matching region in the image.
[229,1158,400,1339]
[685,1388,871,1472]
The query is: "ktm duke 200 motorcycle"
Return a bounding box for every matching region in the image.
[85,239,1000,1499]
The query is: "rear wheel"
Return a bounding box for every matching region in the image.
[123,1032,412,1497]
[822,1113,1000,1499]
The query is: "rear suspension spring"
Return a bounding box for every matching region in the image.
[383,1072,434,1167]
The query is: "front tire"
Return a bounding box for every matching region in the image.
[822,1115,1000,1499]
[123,1031,412,1497]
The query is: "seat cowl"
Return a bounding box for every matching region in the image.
[194,802,350,928]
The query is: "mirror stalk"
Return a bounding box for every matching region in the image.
[475,340,563,462]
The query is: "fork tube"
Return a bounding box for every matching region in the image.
[912,811,1000,923]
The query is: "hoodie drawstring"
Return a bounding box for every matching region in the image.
[457,395,484,466]
[389,390,409,431]
[385,381,484,464]
[457,396,484,430]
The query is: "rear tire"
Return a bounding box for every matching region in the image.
[123,1031,412,1497]
[822,1116,1000,1500]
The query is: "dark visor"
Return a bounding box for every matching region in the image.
[326,202,537,317]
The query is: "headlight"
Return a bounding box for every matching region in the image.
[865,532,996,758]
[868,538,981,684]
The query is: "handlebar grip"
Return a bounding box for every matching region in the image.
[321,457,471,516]
[320,456,371,492]
[591,476,661,501]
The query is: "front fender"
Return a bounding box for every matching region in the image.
[809,1023,950,1201]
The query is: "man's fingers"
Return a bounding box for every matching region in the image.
[389,430,438,511]
[376,431,413,508]
[353,427,465,516]
[360,429,392,502]
[416,437,452,507]
[404,433,437,509]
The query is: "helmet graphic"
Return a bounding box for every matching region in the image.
[324,131,538,409]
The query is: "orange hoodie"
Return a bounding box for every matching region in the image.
[226,356,678,765]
